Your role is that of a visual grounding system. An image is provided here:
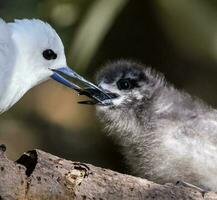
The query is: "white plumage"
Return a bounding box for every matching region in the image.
[0,18,66,112]
[0,18,102,113]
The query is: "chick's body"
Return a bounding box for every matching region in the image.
[96,60,217,191]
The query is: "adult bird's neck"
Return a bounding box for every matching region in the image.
[0,58,44,113]
[0,69,30,113]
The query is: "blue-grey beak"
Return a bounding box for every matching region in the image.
[50,67,113,105]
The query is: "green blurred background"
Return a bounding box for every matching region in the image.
[1,0,217,174]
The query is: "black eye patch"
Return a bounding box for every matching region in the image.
[42,49,57,60]
[116,78,139,90]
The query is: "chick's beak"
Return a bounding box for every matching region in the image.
[50,66,114,105]
[78,88,119,106]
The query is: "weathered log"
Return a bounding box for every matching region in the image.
[0,144,216,200]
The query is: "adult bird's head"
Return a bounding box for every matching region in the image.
[0,18,109,112]
[9,19,100,91]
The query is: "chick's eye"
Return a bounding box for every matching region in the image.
[117,79,132,90]
[42,49,57,60]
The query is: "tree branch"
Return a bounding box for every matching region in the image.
[0,145,216,200]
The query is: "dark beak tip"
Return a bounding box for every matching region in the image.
[78,87,118,106]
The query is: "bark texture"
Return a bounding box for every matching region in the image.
[0,145,217,200]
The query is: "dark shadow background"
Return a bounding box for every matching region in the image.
[0,0,217,175]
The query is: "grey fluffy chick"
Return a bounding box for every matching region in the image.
[95,60,217,191]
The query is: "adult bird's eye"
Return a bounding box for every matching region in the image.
[117,79,132,90]
[42,49,57,60]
